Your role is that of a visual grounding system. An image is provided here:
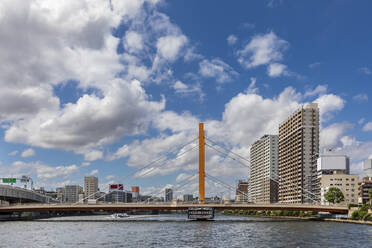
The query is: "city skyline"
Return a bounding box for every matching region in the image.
[0,0,371,196]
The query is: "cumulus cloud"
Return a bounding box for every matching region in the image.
[353,93,368,103]
[173,80,204,99]
[314,94,345,122]
[308,62,321,69]
[237,31,288,77]
[363,122,372,132]
[359,67,371,75]
[124,31,144,53]
[21,148,36,158]
[267,63,288,77]
[8,150,18,156]
[227,34,238,45]
[156,35,188,61]
[320,122,353,149]
[304,85,328,98]
[90,169,99,176]
[5,80,165,153]
[199,58,238,83]
[7,161,78,180]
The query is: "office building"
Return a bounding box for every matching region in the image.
[236,180,249,203]
[84,176,98,200]
[319,171,358,205]
[249,135,279,203]
[358,177,372,204]
[131,186,140,199]
[364,159,372,177]
[278,103,319,204]
[106,183,132,203]
[183,194,193,202]
[64,185,83,203]
[165,188,173,202]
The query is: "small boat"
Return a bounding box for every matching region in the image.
[110,213,129,218]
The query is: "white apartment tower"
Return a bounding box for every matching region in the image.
[278,103,320,204]
[249,135,279,203]
[84,176,98,200]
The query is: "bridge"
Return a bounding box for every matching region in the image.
[0,203,348,214]
[0,184,52,204]
[0,123,348,218]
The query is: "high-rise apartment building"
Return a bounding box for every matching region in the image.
[64,185,83,203]
[278,103,319,204]
[84,176,98,199]
[249,135,279,203]
[165,188,173,202]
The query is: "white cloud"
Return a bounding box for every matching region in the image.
[314,94,345,122]
[8,150,18,156]
[90,169,99,176]
[199,58,238,83]
[21,148,36,158]
[83,150,104,161]
[173,80,204,99]
[237,31,288,69]
[320,122,353,149]
[8,161,79,180]
[359,67,371,75]
[81,162,91,167]
[124,31,144,53]
[309,62,321,69]
[304,85,328,98]
[246,77,258,94]
[363,122,372,132]
[227,34,238,45]
[358,118,365,125]
[353,93,368,102]
[156,35,188,61]
[4,79,165,153]
[267,63,288,77]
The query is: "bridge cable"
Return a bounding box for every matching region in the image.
[140,173,197,204]
[76,138,197,204]
[205,140,319,203]
[205,173,249,200]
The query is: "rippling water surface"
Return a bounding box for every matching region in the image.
[0,214,371,248]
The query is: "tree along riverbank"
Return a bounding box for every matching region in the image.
[223,209,319,219]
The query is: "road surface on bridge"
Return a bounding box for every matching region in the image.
[0,203,349,214]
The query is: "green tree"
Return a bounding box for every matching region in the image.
[369,189,372,204]
[325,187,344,204]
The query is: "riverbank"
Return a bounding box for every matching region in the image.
[322,218,372,226]
[224,210,372,226]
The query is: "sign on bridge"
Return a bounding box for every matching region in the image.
[2,178,16,183]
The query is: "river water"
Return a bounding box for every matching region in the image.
[0,214,371,248]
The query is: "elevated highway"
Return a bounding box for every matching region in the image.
[0,203,348,214]
[0,185,51,203]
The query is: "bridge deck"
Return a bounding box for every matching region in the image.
[0,203,348,214]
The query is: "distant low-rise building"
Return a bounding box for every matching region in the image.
[183,194,193,202]
[105,183,132,203]
[165,188,173,202]
[358,177,372,204]
[235,180,249,203]
[319,171,358,205]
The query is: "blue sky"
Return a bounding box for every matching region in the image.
[0,0,371,197]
